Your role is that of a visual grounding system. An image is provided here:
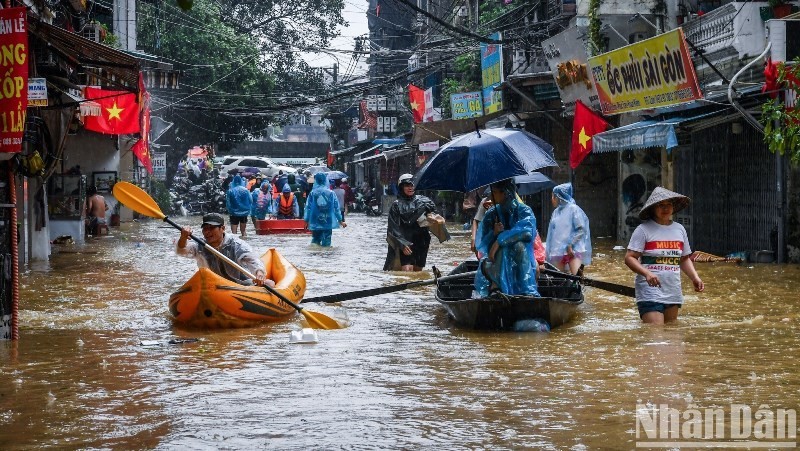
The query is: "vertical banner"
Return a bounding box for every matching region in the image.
[423,87,434,122]
[0,8,28,153]
[481,31,503,115]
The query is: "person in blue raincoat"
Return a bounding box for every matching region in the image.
[473,178,539,297]
[225,174,253,237]
[304,172,346,246]
[250,180,272,225]
[545,182,592,274]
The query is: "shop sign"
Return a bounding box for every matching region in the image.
[152,152,167,180]
[450,91,483,119]
[0,8,28,153]
[28,78,47,107]
[587,28,702,115]
[542,27,599,115]
[481,32,503,114]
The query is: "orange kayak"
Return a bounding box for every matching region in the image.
[168,249,306,328]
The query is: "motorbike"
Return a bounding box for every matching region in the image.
[351,193,366,213]
[185,184,208,215]
[169,191,188,216]
[365,196,381,216]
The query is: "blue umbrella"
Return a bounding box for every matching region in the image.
[414,128,557,192]
[326,171,348,181]
[514,172,555,196]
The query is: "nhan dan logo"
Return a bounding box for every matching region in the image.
[635,402,797,448]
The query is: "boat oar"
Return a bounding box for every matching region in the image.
[112,181,342,330]
[540,267,636,298]
[301,271,477,304]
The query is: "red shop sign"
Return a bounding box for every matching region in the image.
[0,8,28,153]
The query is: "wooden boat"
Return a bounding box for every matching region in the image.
[435,261,584,330]
[168,248,306,328]
[255,219,310,235]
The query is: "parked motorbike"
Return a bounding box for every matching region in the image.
[169,191,188,216]
[365,196,381,216]
[351,193,366,213]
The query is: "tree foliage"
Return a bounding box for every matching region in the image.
[137,0,345,156]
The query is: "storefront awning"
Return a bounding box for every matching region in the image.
[593,110,726,153]
[410,111,504,145]
[352,144,383,158]
[373,138,405,145]
[28,18,141,92]
[351,153,384,164]
[329,145,356,156]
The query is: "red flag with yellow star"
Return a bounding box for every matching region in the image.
[408,84,425,123]
[570,100,608,169]
[83,87,140,135]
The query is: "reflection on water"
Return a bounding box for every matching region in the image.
[2,215,799,449]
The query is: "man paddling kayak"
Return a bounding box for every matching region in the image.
[177,213,274,287]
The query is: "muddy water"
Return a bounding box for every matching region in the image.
[2,214,799,449]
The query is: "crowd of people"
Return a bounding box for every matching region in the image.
[219,168,356,245]
[175,168,704,325]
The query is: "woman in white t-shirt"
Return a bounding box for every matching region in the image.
[624,187,704,324]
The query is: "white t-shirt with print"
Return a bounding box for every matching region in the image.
[627,220,692,304]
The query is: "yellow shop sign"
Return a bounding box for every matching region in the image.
[588,29,702,115]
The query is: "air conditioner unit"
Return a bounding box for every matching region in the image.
[457,6,468,17]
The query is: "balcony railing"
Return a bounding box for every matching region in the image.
[681,2,767,59]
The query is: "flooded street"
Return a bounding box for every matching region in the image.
[2,214,799,449]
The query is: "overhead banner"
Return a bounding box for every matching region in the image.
[0,8,28,153]
[542,26,599,115]
[587,28,702,115]
[450,92,483,119]
[481,32,503,115]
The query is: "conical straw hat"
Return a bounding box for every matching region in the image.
[639,186,690,220]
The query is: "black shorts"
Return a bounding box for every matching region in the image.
[229,215,248,225]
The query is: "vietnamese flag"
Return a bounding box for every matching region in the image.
[83,87,140,135]
[408,84,425,123]
[570,100,608,169]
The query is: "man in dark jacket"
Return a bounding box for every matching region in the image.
[384,173,450,271]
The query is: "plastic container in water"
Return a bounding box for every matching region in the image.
[289,328,319,344]
[513,318,551,332]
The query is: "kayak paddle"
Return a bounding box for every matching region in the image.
[540,267,636,297]
[301,271,477,304]
[112,181,342,330]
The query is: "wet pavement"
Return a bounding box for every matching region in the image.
[2,214,799,449]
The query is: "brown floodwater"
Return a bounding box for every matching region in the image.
[2,214,799,449]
